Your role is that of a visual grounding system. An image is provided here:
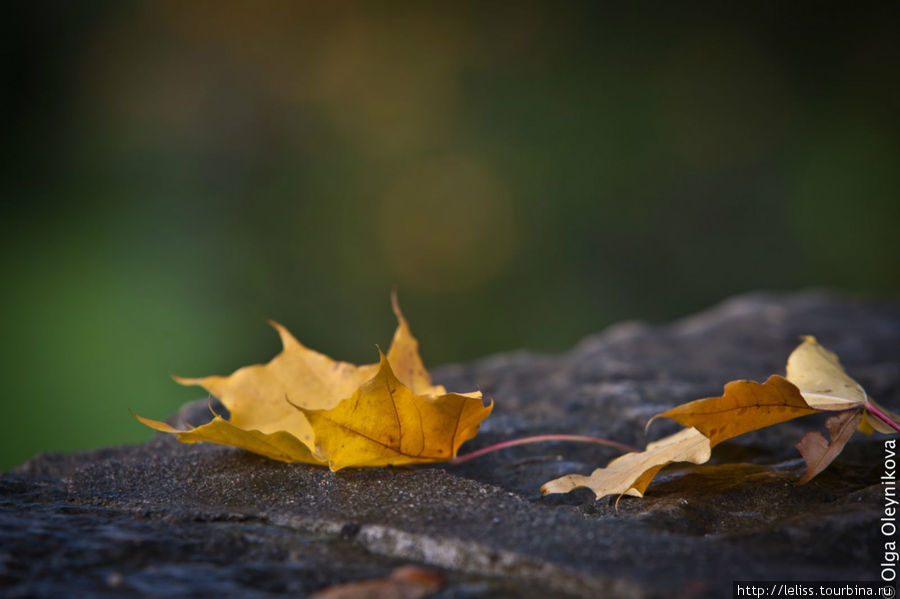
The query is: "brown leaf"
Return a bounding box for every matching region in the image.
[544,374,817,501]
[651,375,816,447]
[543,338,881,501]
[795,409,864,485]
[310,566,443,599]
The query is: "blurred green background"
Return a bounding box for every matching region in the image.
[2,2,899,470]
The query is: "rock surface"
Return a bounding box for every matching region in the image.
[3,291,899,598]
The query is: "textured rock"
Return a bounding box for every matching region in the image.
[3,291,898,598]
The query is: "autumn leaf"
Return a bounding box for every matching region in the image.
[542,376,814,500]
[133,409,319,464]
[309,566,443,599]
[297,353,492,470]
[541,427,711,499]
[786,335,899,434]
[785,336,865,410]
[650,375,816,447]
[795,409,863,485]
[135,294,491,469]
[543,337,897,500]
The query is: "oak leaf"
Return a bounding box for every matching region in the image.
[786,335,899,434]
[135,295,491,469]
[540,427,711,499]
[651,375,816,448]
[543,337,895,501]
[309,565,443,599]
[542,376,814,500]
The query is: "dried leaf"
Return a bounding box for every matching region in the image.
[385,293,446,397]
[786,336,866,410]
[544,337,889,500]
[786,335,898,434]
[133,410,318,463]
[795,409,864,485]
[298,353,493,470]
[135,295,490,468]
[541,427,712,499]
[542,375,814,501]
[651,375,816,447]
[310,565,443,599]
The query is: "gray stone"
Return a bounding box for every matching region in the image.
[3,291,898,598]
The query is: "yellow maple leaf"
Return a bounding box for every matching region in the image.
[135,294,491,469]
[297,354,492,470]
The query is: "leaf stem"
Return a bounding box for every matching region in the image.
[866,402,900,433]
[451,434,640,465]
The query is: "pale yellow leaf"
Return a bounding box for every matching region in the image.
[540,427,712,500]
[786,336,866,410]
[786,335,898,433]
